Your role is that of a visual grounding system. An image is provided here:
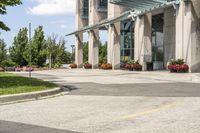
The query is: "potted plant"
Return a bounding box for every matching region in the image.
[83,62,92,69]
[69,64,77,69]
[124,60,143,71]
[167,59,189,73]
[101,63,112,70]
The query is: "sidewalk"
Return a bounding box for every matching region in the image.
[18,69,200,84]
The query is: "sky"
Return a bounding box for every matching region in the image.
[1,0,107,51]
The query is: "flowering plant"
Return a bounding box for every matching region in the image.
[124,60,142,71]
[101,63,112,70]
[69,64,77,69]
[83,62,92,69]
[168,59,189,73]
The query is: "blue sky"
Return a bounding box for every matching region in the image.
[1,0,107,51]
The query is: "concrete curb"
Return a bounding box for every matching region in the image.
[0,87,70,105]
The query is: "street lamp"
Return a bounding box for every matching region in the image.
[28,23,32,78]
[71,45,75,64]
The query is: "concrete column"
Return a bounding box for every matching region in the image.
[75,34,83,68]
[89,29,99,68]
[134,14,152,70]
[107,4,126,69]
[88,0,100,68]
[164,7,176,66]
[107,23,121,69]
[75,0,88,68]
[176,0,200,72]
[176,1,193,71]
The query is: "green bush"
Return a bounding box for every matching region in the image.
[1,60,18,67]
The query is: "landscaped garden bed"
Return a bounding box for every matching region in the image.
[167,59,189,73]
[0,73,57,95]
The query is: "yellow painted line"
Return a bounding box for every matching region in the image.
[121,102,178,120]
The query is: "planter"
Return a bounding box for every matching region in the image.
[168,64,189,73]
[133,64,142,71]
[101,63,112,70]
[69,64,77,69]
[83,64,92,69]
[124,64,142,71]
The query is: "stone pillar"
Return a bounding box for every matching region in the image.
[89,30,99,68]
[164,7,176,66]
[107,23,121,69]
[75,0,88,68]
[75,34,83,68]
[88,0,100,68]
[134,14,152,70]
[107,4,126,69]
[176,0,200,72]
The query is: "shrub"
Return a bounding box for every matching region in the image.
[26,67,34,72]
[15,67,22,72]
[101,63,112,70]
[0,67,5,72]
[1,60,17,67]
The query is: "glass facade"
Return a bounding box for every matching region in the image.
[152,14,164,70]
[81,0,89,19]
[120,21,134,64]
[97,0,107,11]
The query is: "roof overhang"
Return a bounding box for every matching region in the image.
[66,0,180,36]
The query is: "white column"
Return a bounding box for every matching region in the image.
[75,34,83,68]
[107,23,121,69]
[89,29,99,68]
[134,14,152,70]
[175,1,192,71]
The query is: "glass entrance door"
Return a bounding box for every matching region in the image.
[152,14,164,70]
[120,20,134,66]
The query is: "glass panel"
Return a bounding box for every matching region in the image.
[152,14,164,70]
[120,20,134,66]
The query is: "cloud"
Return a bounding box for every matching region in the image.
[60,24,67,29]
[27,0,75,16]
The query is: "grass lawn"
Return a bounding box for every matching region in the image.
[0,72,57,95]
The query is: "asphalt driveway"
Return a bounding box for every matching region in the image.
[1,69,200,133]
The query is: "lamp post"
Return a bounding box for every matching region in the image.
[71,45,75,64]
[28,23,32,78]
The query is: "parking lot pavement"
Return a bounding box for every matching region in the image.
[1,69,200,133]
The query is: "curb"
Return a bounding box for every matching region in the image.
[0,87,70,105]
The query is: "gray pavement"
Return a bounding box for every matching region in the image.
[1,69,200,133]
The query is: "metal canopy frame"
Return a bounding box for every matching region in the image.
[66,0,180,36]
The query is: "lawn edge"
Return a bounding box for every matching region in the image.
[0,87,70,105]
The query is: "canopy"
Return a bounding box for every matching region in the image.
[66,0,180,36]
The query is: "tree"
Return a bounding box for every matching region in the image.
[99,41,107,64]
[10,28,28,66]
[46,35,72,68]
[25,26,46,67]
[0,0,22,31]
[0,39,7,65]
[83,42,88,63]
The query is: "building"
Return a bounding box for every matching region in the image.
[67,0,200,72]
